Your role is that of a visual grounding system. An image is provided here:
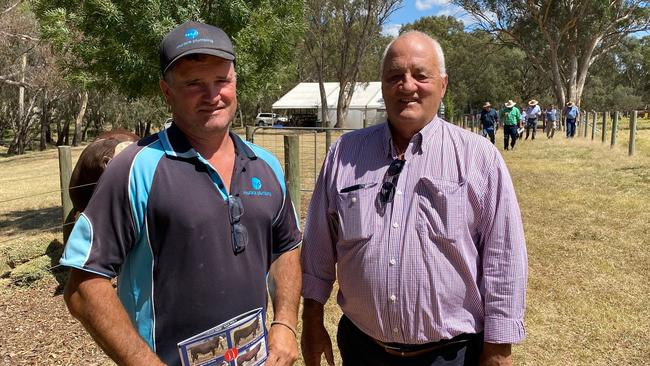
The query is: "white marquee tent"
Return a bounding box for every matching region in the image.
[272,82,386,129]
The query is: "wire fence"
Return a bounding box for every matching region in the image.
[1,111,646,248]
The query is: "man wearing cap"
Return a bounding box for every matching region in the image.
[301,31,527,366]
[60,21,302,366]
[564,101,580,138]
[524,99,541,140]
[499,100,522,151]
[479,102,499,144]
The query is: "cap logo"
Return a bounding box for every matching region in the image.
[184,28,199,39]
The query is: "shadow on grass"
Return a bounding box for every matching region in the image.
[0,206,61,234]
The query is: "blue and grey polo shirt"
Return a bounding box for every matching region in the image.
[60,123,302,365]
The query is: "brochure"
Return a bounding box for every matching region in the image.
[178,307,267,366]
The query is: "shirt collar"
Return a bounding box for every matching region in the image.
[381,115,441,158]
[159,122,257,160]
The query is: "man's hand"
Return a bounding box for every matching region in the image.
[301,299,334,366]
[266,324,298,366]
[479,343,512,366]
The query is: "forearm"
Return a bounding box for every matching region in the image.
[269,248,301,327]
[480,343,512,366]
[64,269,163,366]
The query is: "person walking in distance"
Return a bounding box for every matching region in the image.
[500,100,522,151]
[524,99,541,140]
[479,101,499,144]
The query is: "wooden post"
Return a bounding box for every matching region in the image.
[629,111,637,156]
[325,130,332,156]
[610,112,618,148]
[583,113,588,138]
[58,146,73,242]
[463,115,467,129]
[245,126,254,142]
[591,111,597,140]
[601,111,607,143]
[284,135,301,221]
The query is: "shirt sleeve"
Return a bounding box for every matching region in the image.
[272,187,303,256]
[477,152,528,344]
[300,143,339,305]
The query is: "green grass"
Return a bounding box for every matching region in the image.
[1,127,649,365]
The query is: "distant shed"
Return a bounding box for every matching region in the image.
[272,82,386,128]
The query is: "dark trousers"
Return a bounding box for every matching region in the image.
[525,118,537,140]
[482,127,495,144]
[566,118,576,137]
[337,315,483,366]
[503,125,518,150]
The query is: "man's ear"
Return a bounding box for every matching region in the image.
[160,78,171,104]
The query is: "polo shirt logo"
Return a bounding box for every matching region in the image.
[252,177,262,190]
[243,176,272,197]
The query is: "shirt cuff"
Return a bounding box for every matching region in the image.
[483,316,526,344]
[301,272,334,304]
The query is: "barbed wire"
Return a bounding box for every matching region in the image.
[0,173,58,184]
[0,221,72,246]
[0,181,98,205]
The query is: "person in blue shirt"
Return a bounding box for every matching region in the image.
[524,100,541,140]
[479,102,499,144]
[564,101,580,138]
[544,105,558,139]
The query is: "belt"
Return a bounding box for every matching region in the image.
[372,333,477,358]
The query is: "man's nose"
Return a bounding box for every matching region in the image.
[400,75,417,93]
[203,84,222,102]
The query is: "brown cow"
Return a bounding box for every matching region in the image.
[189,335,226,363]
[235,341,263,366]
[232,318,261,347]
[63,130,139,241]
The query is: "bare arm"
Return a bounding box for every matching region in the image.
[266,248,301,366]
[300,298,334,366]
[64,269,164,366]
[480,343,512,366]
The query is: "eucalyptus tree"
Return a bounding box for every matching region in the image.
[454,0,650,107]
[33,0,305,123]
[304,0,401,127]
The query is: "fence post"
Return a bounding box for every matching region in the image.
[629,111,637,156]
[610,112,618,148]
[246,126,254,142]
[583,113,588,138]
[58,146,73,242]
[591,111,597,140]
[601,111,607,143]
[284,135,301,221]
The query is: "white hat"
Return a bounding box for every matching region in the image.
[505,100,516,108]
[528,99,538,106]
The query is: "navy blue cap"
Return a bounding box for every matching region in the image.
[159,21,235,74]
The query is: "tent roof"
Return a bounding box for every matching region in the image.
[272,82,384,110]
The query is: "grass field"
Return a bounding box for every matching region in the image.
[1,121,649,365]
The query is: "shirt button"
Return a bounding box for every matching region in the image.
[351,196,357,203]
[437,191,444,197]
[389,258,396,266]
[396,190,403,195]
[390,294,396,302]
[392,222,399,228]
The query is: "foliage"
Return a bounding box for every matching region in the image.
[32,0,306,115]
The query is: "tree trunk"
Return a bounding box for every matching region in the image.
[72,91,88,146]
[40,90,48,150]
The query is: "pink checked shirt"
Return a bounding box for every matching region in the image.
[301,117,527,345]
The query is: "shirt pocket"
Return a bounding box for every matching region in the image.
[414,177,466,243]
[336,185,377,243]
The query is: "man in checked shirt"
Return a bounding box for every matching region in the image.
[300,31,528,366]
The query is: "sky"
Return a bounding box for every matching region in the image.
[383,0,474,37]
[383,1,649,38]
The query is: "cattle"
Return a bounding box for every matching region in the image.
[232,317,261,347]
[63,130,139,241]
[235,341,263,366]
[189,335,226,363]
